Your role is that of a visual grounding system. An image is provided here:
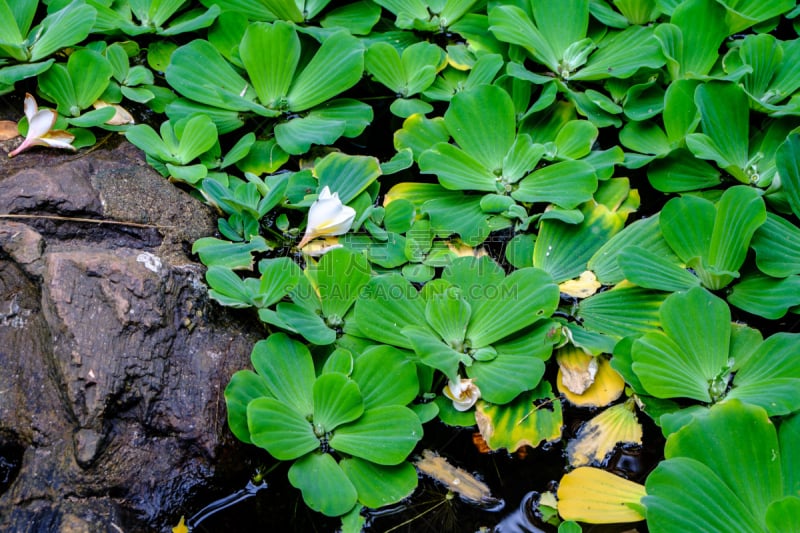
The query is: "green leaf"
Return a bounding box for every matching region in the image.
[776,133,800,219]
[275,114,347,154]
[29,3,97,62]
[205,266,254,308]
[781,412,800,497]
[354,274,427,349]
[316,152,381,204]
[276,302,337,345]
[443,84,516,172]
[728,273,800,320]
[313,248,371,321]
[659,194,714,265]
[647,150,721,192]
[620,121,670,157]
[618,245,700,292]
[687,82,750,179]
[664,401,783,519]
[352,345,419,410]
[578,285,666,338]
[174,114,218,164]
[632,288,730,402]
[340,458,418,509]
[467,267,559,347]
[589,215,675,284]
[728,332,800,416]
[224,370,272,444]
[404,326,463,382]
[645,457,765,532]
[573,25,664,80]
[256,257,303,307]
[312,373,363,433]
[532,186,629,282]
[751,213,800,277]
[159,4,220,36]
[467,343,547,404]
[248,397,319,460]
[191,236,270,269]
[166,39,267,115]
[706,186,766,284]
[766,497,800,533]
[330,405,423,465]
[489,5,558,72]
[288,31,364,112]
[309,98,373,138]
[321,1,382,34]
[656,0,728,79]
[554,120,598,159]
[240,21,299,110]
[384,199,415,233]
[251,333,316,417]
[288,453,358,517]
[512,160,597,209]
[425,287,471,347]
[717,0,795,34]
[663,79,700,144]
[419,142,499,192]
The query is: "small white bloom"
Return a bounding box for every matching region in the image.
[8,94,76,158]
[297,186,356,249]
[443,378,481,411]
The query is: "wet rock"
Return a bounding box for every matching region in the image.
[0,140,262,531]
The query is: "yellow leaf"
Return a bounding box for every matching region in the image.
[559,270,602,298]
[556,345,598,395]
[558,356,625,407]
[557,467,646,524]
[567,401,643,467]
[172,515,188,533]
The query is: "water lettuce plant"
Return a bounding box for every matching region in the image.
[3,0,800,531]
[225,333,422,517]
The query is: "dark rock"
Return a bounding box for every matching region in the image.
[0,140,262,531]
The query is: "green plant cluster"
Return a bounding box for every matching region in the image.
[3,0,800,530]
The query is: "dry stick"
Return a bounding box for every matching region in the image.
[0,213,173,230]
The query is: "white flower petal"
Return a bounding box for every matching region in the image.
[298,187,356,248]
[40,130,77,150]
[443,378,481,411]
[23,93,38,121]
[26,109,58,139]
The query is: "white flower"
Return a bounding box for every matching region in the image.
[443,378,481,411]
[8,94,76,158]
[297,186,356,249]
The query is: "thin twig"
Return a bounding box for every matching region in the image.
[0,213,173,229]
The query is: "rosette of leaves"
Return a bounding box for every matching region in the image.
[259,248,372,345]
[488,0,664,81]
[0,0,96,93]
[165,20,370,153]
[353,255,561,404]
[373,0,481,32]
[612,286,800,433]
[487,0,664,127]
[225,333,423,518]
[36,47,117,127]
[419,84,598,205]
[615,185,766,292]
[86,0,220,36]
[364,40,446,117]
[125,113,219,183]
[644,400,800,532]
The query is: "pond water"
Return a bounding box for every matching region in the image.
[181,398,664,532]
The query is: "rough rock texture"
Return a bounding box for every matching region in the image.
[0,138,262,531]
